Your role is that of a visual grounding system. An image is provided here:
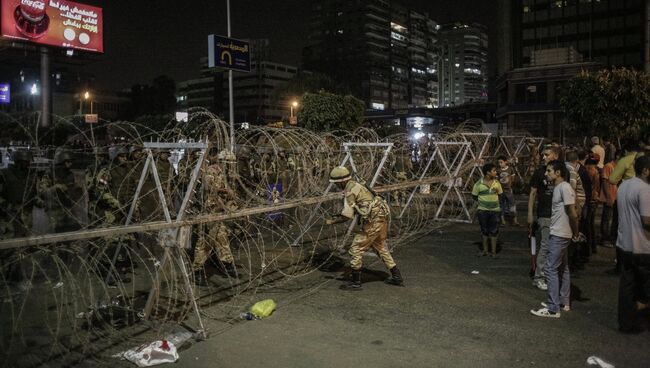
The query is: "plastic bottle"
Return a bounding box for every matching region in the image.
[240,312,254,320]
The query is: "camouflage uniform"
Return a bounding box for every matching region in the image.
[343,180,396,271]
[392,151,413,206]
[0,152,40,282]
[0,154,39,238]
[192,160,237,278]
[48,153,82,232]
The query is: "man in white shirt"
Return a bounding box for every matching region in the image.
[616,155,650,333]
[531,160,579,318]
[591,136,605,170]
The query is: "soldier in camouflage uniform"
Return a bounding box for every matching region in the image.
[192,151,238,285]
[48,151,82,232]
[96,146,133,284]
[0,150,41,283]
[325,166,404,290]
[0,150,38,238]
[391,149,413,206]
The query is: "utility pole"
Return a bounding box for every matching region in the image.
[40,47,50,128]
[227,0,235,154]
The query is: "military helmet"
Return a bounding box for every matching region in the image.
[329,166,351,183]
[13,150,32,163]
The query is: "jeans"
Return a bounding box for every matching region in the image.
[618,251,650,331]
[600,204,613,242]
[499,190,516,219]
[584,202,597,253]
[477,210,500,236]
[545,235,571,313]
[533,217,551,283]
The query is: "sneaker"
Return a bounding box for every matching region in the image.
[530,307,560,318]
[533,280,548,291]
[541,301,570,311]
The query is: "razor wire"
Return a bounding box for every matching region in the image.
[0,109,541,366]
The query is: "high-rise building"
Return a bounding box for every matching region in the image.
[303,0,441,110]
[437,22,489,106]
[497,0,650,76]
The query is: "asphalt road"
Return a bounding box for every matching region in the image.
[172,222,649,368]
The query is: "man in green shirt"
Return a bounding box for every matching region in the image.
[472,163,503,257]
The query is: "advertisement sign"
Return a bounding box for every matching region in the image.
[0,83,9,104]
[1,0,104,53]
[208,34,250,72]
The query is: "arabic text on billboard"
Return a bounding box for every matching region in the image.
[0,83,9,104]
[208,34,250,72]
[1,0,104,53]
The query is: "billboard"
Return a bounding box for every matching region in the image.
[0,83,9,104]
[208,34,250,72]
[1,0,103,53]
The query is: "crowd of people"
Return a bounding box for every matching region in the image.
[473,135,650,333]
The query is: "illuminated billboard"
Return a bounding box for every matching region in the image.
[1,0,103,53]
[0,83,9,104]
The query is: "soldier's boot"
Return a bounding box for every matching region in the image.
[384,266,404,286]
[193,270,209,286]
[490,236,499,258]
[339,270,362,291]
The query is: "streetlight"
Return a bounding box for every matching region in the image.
[290,100,298,125]
[84,91,93,114]
[290,100,298,118]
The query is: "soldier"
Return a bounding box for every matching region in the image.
[49,151,82,232]
[0,150,40,284]
[0,150,38,238]
[192,152,238,285]
[392,149,413,206]
[102,146,134,284]
[325,166,404,290]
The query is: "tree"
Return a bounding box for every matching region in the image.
[298,91,364,132]
[560,68,650,138]
[274,72,350,100]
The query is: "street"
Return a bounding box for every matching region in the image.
[162,222,650,368]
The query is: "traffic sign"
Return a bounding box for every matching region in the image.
[208,34,251,72]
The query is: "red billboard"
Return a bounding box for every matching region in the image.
[1,0,103,53]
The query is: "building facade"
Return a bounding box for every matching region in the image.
[497,0,650,76]
[437,22,489,107]
[177,44,298,124]
[496,55,602,137]
[302,0,443,110]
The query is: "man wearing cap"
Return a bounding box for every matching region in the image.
[325,166,403,290]
[591,137,605,171]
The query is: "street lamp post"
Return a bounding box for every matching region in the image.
[290,100,298,125]
[84,91,95,143]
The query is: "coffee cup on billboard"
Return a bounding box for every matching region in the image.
[14,0,50,39]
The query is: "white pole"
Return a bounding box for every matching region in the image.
[227,0,235,154]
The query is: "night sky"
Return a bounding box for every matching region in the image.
[84,0,495,91]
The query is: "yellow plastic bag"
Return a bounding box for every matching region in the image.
[250,299,277,318]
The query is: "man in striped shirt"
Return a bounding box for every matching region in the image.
[472,163,503,257]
